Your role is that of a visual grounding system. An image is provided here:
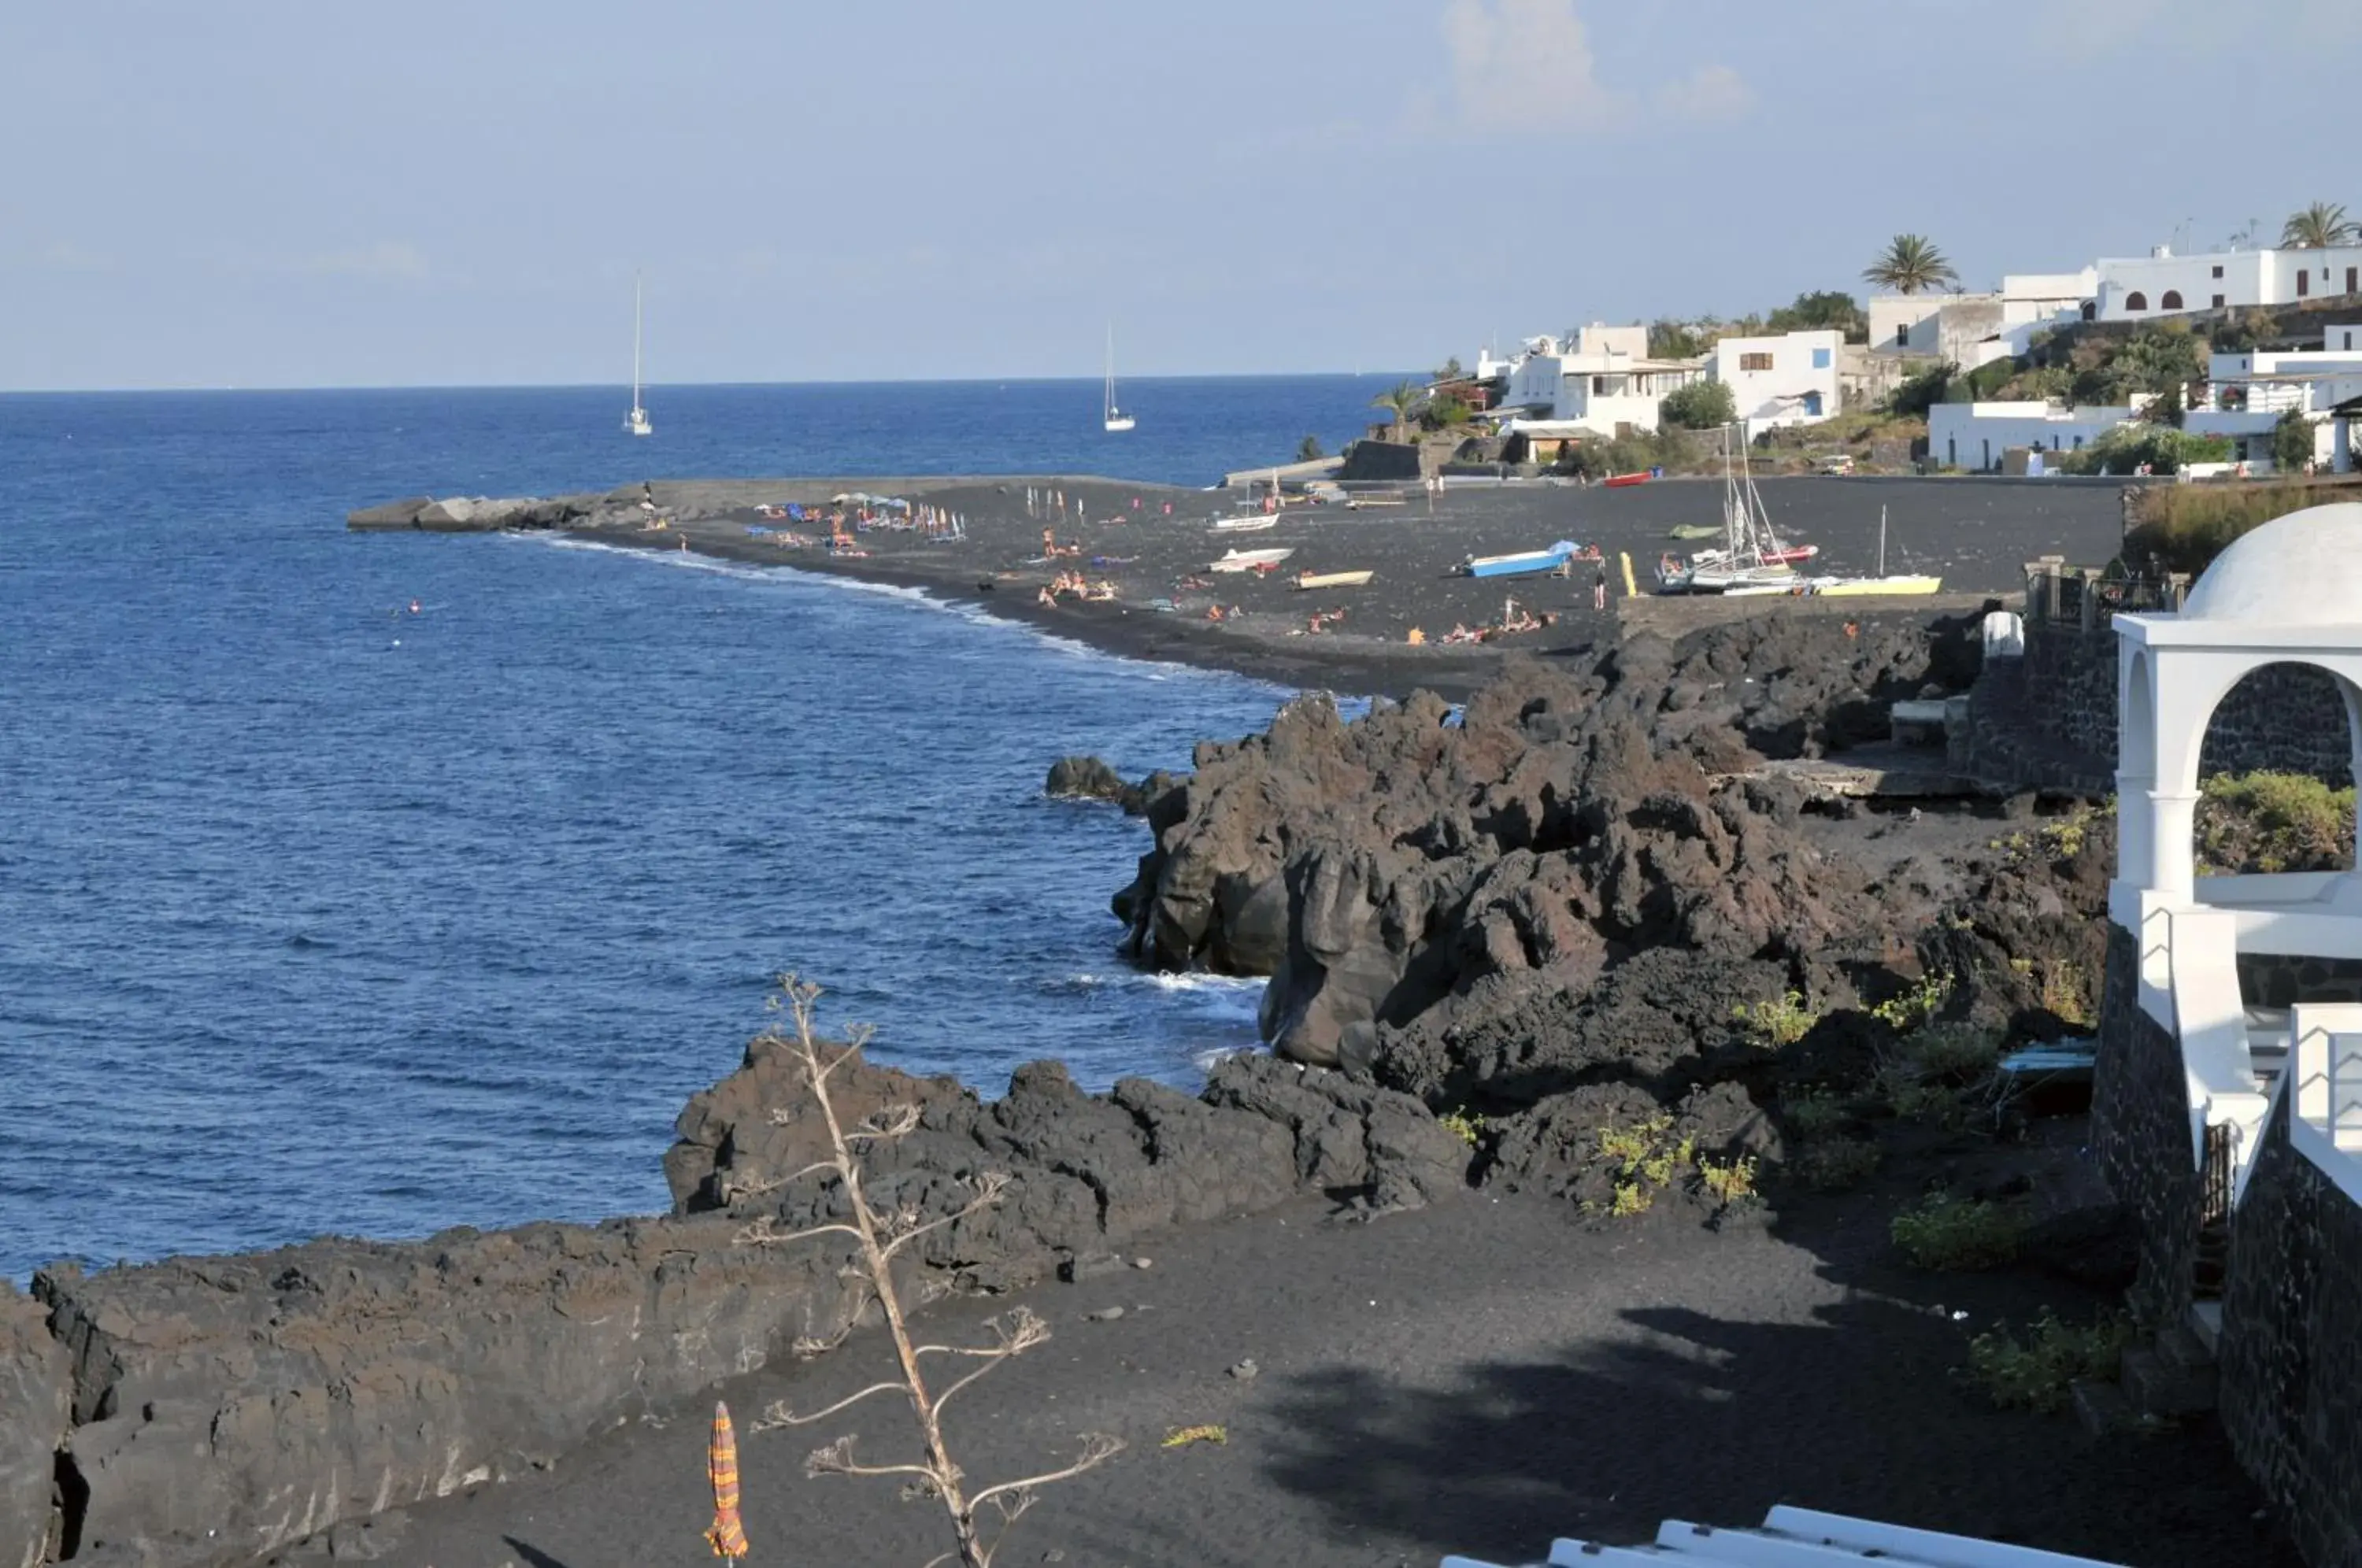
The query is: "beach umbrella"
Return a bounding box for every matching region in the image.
[705,1401,750,1559]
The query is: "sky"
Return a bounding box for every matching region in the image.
[3,0,2358,390]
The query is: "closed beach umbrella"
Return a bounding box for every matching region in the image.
[705,1400,750,1559]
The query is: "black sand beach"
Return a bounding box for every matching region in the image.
[359,474,2129,701]
[362,1167,2287,1568]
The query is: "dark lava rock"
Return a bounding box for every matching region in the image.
[1044,754,1138,810]
[2,1281,68,1568]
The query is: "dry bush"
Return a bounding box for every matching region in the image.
[741,975,1122,1567]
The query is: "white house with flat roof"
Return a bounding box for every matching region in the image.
[1927,398,2147,472]
[1707,330,1842,433]
[2184,332,2362,471]
[2097,245,2362,321]
[1869,270,2095,365]
[1501,323,1701,437]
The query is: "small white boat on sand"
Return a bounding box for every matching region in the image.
[1294,569,1374,590]
[1210,547,1295,573]
[1804,506,1942,596]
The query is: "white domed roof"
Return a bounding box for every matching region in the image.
[2182,503,2362,623]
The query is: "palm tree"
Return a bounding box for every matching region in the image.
[1862,234,1960,295]
[2280,202,2356,250]
[1372,381,1420,440]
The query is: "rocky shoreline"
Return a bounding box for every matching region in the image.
[6,483,2300,1565]
[8,597,2212,1566]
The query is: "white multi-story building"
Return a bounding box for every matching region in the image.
[1927,399,2149,472]
[1707,330,1842,432]
[2184,326,2362,470]
[2096,245,2362,321]
[1501,322,1701,437]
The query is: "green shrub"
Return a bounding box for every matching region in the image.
[1697,1154,1759,1204]
[1660,379,1738,431]
[1794,1137,1882,1192]
[2057,424,2233,477]
[2196,771,2356,875]
[1733,989,1818,1048]
[1781,1088,1853,1138]
[1901,1023,2002,1082]
[2273,409,2316,472]
[1871,972,1953,1032]
[1891,1192,2026,1270]
[1965,1310,2138,1413]
[1438,1108,1486,1147]
[2123,479,2362,574]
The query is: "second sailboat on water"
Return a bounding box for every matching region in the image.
[1102,324,1135,432]
[624,272,652,438]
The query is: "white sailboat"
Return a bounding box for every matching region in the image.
[624,272,653,437]
[1102,324,1135,432]
[1657,427,1817,593]
[1805,506,1942,596]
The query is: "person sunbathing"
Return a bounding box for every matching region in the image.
[1038,586,1058,606]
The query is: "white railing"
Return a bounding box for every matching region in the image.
[2290,1006,2362,1205]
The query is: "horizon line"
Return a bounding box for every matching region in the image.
[0,369,1418,397]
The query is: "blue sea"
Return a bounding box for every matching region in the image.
[0,376,1394,1281]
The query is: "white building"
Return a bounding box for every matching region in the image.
[2096,245,2362,321]
[2184,327,2362,471]
[1501,322,1701,437]
[1707,330,1842,432]
[1926,399,2145,472]
[1868,271,2095,368]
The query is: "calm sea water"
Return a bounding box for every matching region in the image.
[0,377,1393,1279]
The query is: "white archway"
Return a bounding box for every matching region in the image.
[2116,506,2362,912]
[2112,504,2362,1194]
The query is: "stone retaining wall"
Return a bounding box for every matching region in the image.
[2219,1100,2362,1568]
[2090,923,2203,1321]
[1975,620,2355,789]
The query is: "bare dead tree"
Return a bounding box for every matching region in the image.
[739,975,1123,1568]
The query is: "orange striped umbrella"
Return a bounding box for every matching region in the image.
[704,1400,750,1559]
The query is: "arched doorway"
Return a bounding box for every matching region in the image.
[2191,661,2358,883]
[2162,290,2185,311]
[2126,290,2150,312]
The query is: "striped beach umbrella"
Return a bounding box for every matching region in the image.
[705,1400,750,1559]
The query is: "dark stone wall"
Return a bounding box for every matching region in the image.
[2237,954,2362,1008]
[2090,923,2202,1320]
[2220,1099,2362,1568]
[1999,622,2353,786]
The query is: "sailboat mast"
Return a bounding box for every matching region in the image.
[1878,505,1888,577]
[632,272,643,408]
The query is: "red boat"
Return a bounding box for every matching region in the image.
[1764,542,1821,565]
[1603,472,1652,488]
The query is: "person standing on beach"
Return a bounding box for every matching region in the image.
[1592,560,1608,612]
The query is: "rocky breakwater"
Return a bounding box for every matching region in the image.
[10,1037,1467,1564]
[346,494,603,533]
[1109,611,2109,1201]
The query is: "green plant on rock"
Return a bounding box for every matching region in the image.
[1733,989,1818,1048]
[1438,1108,1486,1147]
[2041,959,2094,1029]
[1871,972,1953,1033]
[1697,1155,1758,1205]
[1609,1181,1653,1217]
[1964,1310,2138,1413]
[1891,1192,2026,1270]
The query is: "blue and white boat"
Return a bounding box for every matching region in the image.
[1459,540,1580,579]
